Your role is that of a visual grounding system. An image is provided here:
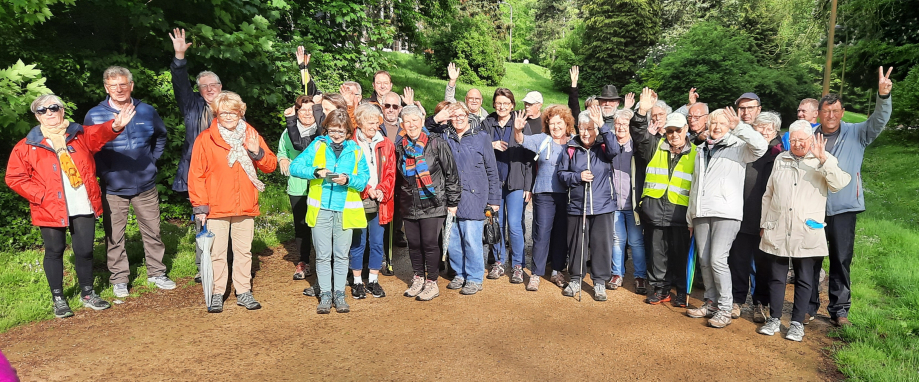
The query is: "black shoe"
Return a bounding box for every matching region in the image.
[351,283,367,299]
[672,291,687,308]
[646,289,662,305]
[194,273,202,283]
[81,292,111,311]
[381,262,394,276]
[52,296,74,318]
[303,285,319,297]
[394,235,407,247]
[367,281,386,298]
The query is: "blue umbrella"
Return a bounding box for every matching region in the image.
[686,235,697,298]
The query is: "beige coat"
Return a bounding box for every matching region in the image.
[759,151,851,258]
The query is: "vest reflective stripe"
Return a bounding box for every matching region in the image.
[305,142,368,230]
[641,139,697,206]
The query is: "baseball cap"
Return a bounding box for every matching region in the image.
[735,92,761,105]
[522,91,543,104]
[663,113,688,130]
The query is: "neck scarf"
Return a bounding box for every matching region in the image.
[297,119,317,139]
[218,120,265,192]
[399,128,436,200]
[42,122,83,188]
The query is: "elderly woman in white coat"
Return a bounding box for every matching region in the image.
[757,120,850,342]
[685,107,767,328]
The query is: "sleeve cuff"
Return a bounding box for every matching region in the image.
[193,205,209,214]
[248,147,265,161]
[878,92,891,99]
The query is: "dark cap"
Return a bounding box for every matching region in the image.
[735,92,760,105]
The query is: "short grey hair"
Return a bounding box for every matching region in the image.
[754,111,782,131]
[30,94,64,113]
[614,109,634,121]
[689,102,709,114]
[577,110,592,126]
[196,71,221,86]
[652,100,672,114]
[103,66,133,83]
[343,81,362,96]
[400,105,424,121]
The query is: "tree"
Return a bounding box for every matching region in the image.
[426,15,506,85]
[531,0,576,65]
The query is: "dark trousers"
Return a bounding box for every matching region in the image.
[404,216,446,281]
[288,195,312,263]
[811,212,858,318]
[531,193,568,276]
[566,212,614,284]
[767,255,818,323]
[729,232,771,305]
[40,215,96,298]
[382,194,403,265]
[646,225,690,294]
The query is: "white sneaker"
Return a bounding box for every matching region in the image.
[113,283,129,298]
[786,321,805,342]
[758,317,782,336]
[147,275,177,290]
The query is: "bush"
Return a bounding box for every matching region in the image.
[426,15,506,86]
[891,64,919,128]
[0,179,42,250]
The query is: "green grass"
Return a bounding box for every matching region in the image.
[843,112,868,123]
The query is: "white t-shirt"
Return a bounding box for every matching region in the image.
[46,139,94,216]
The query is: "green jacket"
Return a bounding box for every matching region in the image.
[278,130,310,196]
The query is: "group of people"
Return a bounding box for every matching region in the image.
[6,28,894,343]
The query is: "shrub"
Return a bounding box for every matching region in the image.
[426,15,506,86]
[0,179,43,250]
[891,64,919,128]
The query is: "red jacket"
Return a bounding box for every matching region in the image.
[353,132,396,225]
[6,121,120,227]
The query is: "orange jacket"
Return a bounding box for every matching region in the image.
[188,120,277,218]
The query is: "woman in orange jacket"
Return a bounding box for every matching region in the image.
[189,91,277,313]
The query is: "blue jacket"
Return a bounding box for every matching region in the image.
[288,136,369,212]
[520,133,567,193]
[436,125,501,220]
[170,57,211,192]
[84,98,167,196]
[557,123,621,215]
[481,112,537,191]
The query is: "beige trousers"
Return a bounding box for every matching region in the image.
[208,216,254,295]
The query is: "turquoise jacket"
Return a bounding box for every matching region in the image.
[289,136,369,212]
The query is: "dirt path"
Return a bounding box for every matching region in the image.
[1,237,844,381]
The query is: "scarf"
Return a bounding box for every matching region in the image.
[41,122,83,188]
[296,119,317,139]
[399,128,436,200]
[218,120,265,192]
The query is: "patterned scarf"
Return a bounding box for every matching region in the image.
[41,122,83,188]
[399,128,436,200]
[218,120,265,192]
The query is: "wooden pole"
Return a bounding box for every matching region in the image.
[822,0,838,96]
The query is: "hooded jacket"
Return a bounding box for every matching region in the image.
[557,123,621,216]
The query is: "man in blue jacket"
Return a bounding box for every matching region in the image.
[85,66,173,298]
[812,66,894,327]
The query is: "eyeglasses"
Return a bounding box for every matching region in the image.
[466,97,482,102]
[789,138,809,144]
[327,129,347,136]
[737,106,760,112]
[219,112,239,118]
[383,103,401,110]
[199,83,222,90]
[35,104,63,115]
[495,102,512,108]
[450,115,467,121]
[687,114,708,120]
[105,83,132,90]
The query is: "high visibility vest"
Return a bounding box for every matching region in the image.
[305,141,367,230]
[641,139,697,206]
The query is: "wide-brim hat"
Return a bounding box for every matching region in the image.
[597,85,624,101]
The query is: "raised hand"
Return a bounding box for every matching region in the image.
[169,28,193,59]
[245,127,260,153]
[688,87,699,106]
[588,104,603,128]
[433,106,453,124]
[879,66,893,96]
[447,62,460,85]
[112,103,137,131]
[296,46,311,66]
[403,87,415,105]
[724,106,741,130]
[638,87,658,115]
[513,110,527,131]
[623,92,635,110]
[812,133,827,164]
[570,66,579,88]
[284,106,295,117]
[648,117,660,136]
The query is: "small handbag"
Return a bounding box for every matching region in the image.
[483,206,500,245]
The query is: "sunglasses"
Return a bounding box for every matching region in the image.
[35,104,63,115]
[383,103,400,110]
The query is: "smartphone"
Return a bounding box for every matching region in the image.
[324,172,341,182]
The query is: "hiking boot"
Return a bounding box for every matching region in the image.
[804,313,815,325]
[562,280,581,297]
[635,277,647,295]
[758,317,782,336]
[487,263,505,279]
[447,276,465,290]
[687,299,716,318]
[753,304,768,323]
[303,284,319,297]
[367,282,386,298]
[416,280,440,301]
[236,292,262,310]
[351,283,367,299]
[786,321,805,341]
[550,273,566,288]
[113,283,129,298]
[672,291,687,308]
[81,292,111,311]
[593,282,608,301]
[460,282,482,295]
[293,262,307,280]
[147,275,176,290]
[510,265,524,284]
[333,291,350,313]
[731,303,742,319]
[606,275,623,290]
[526,276,540,291]
[833,317,852,327]
[646,289,663,305]
[659,290,672,303]
[709,310,733,328]
[404,275,425,297]
[52,296,74,318]
[208,294,224,313]
[316,292,332,314]
[380,261,394,276]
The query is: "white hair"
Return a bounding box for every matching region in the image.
[196,71,221,86]
[103,66,133,83]
[788,120,813,134]
[30,94,64,113]
[652,100,671,114]
[614,109,634,121]
[400,105,424,121]
[754,111,782,131]
[577,110,592,126]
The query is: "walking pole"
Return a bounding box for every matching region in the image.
[387,219,394,273]
[578,149,592,302]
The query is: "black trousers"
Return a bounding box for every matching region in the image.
[40,215,96,297]
[566,212,614,284]
[646,225,690,294]
[767,255,818,323]
[532,193,568,276]
[728,232,771,305]
[404,216,445,281]
[288,195,312,263]
[811,212,858,318]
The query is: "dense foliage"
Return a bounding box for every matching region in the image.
[425,15,506,86]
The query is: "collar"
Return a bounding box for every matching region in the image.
[25,122,83,148]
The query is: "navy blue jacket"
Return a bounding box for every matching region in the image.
[170,57,210,192]
[557,123,621,216]
[84,98,167,196]
[433,123,501,220]
[481,112,537,191]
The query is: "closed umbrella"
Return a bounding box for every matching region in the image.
[442,212,455,262]
[685,234,697,306]
[196,223,215,308]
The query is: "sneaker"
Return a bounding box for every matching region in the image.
[416,280,440,301]
[758,317,782,336]
[709,310,733,328]
[351,283,367,299]
[147,275,177,290]
[487,263,505,279]
[380,261,394,276]
[447,276,465,290]
[404,275,425,297]
[303,284,319,297]
[510,265,524,284]
[526,276,540,291]
[659,290,672,303]
[367,282,386,298]
[646,289,661,305]
[593,282,608,301]
[52,296,74,318]
[753,304,768,323]
[316,292,332,314]
[333,291,350,313]
[236,292,262,310]
[731,303,742,319]
[786,321,805,341]
[81,292,111,311]
[293,262,307,280]
[303,262,313,277]
[803,313,815,325]
[550,273,566,288]
[562,280,581,297]
[687,300,716,318]
[113,283,129,298]
[460,281,482,295]
[672,291,687,308]
[635,278,647,295]
[606,275,622,290]
[208,293,224,313]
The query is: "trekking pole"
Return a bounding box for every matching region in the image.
[578,149,592,302]
[387,219,394,273]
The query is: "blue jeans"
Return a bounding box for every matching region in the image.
[611,210,647,278]
[312,209,351,293]
[531,193,567,276]
[448,219,485,283]
[491,187,525,267]
[349,213,385,271]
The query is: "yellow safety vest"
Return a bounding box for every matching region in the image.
[641,139,697,206]
[305,141,367,230]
